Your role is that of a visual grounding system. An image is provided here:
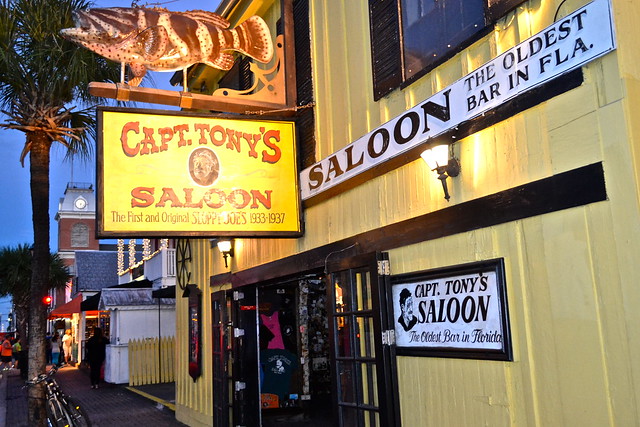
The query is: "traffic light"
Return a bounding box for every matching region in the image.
[42,295,52,306]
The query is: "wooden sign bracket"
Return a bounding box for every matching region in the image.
[89,34,297,116]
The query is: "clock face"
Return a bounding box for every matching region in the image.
[74,198,87,209]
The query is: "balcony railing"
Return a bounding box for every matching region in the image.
[144,248,176,282]
[119,248,176,287]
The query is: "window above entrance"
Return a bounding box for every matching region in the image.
[401,0,485,81]
[369,0,527,100]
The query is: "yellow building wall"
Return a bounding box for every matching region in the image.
[174,240,219,427]
[175,0,640,425]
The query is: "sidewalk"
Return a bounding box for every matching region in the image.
[1,365,186,426]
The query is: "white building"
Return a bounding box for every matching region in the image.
[97,283,176,384]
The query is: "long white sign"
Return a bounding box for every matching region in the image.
[392,262,508,355]
[300,0,616,200]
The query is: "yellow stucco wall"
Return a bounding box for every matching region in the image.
[175,0,640,425]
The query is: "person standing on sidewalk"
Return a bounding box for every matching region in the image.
[45,333,52,364]
[62,329,73,364]
[11,336,21,369]
[0,334,13,370]
[85,327,107,389]
[51,333,61,366]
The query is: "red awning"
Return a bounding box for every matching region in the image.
[48,294,82,319]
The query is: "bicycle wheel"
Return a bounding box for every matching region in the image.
[61,396,91,427]
[46,400,57,427]
[46,397,67,427]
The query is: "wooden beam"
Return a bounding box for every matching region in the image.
[282,0,297,108]
[89,82,293,115]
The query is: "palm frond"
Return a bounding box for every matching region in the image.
[0,0,121,165]
[0,243,71,296]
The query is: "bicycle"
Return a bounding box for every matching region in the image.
[25,364,91,427]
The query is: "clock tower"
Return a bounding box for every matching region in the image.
[55,182,99,275]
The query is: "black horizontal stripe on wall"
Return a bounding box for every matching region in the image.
[211,162,607,288]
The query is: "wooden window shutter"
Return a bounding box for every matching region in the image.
[293,0,316,169]
[239,57,252,90]
[218,56,252,91]
[369,0,402,101]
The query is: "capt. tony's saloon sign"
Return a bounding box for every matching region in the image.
[391,259,512,360]
[97,107,301,237]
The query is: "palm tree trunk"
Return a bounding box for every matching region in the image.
[14,291,30,353]
[27,131,52,426]
[15,304,28,349]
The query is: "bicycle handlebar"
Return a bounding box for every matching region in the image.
[25,363,66,386]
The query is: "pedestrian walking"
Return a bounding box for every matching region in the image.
[0,334,13,370]
[85,327,107,389]
[45,333,52,364]
[11,336,21,369]
[51,332,61,366]
[62,329,73,364]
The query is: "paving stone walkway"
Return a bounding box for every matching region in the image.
[3,365,186,427]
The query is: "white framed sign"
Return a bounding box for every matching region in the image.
[301,0,616,200]
[391,259,512,360]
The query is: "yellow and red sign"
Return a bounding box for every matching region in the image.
[97,108,301,237]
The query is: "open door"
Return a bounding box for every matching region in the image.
[327,252,400,427]
[212,290,232,426]
[212,288,261,427]
[232,288,261,426]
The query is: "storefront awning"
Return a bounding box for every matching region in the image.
[80,292,101,311]
[79,279,153,310]
[48,294,82,319]
[152,285,175,299]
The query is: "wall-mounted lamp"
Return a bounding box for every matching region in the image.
[216,239,234,268]
[421,144,460,201]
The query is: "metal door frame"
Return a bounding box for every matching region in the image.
[327,252,400,427]
[211,288,261,427]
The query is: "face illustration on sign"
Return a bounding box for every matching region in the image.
[189,147,219,186]
[398,288,418,332]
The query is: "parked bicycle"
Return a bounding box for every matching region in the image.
[25,364,91,427]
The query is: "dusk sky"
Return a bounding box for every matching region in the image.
[0,0,221,329]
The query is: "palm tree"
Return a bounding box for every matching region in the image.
[0,0,120,423]
[0,244,71,352]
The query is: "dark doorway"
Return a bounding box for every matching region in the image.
[211,291,232,426]
[260,278,332,427]
[212,277,332,427]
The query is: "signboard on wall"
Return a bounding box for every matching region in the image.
[97,107,301,237]
[391,259,512,360]
[300,0,616,201]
